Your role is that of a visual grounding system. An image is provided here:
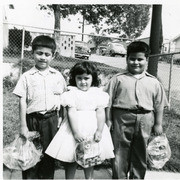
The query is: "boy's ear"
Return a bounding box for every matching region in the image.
[126,57,128,63]
[52,55,55,60]
[52,51,57,59]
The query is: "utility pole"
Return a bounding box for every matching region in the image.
[148,5,162,77]
[78,15,85,41]
[81,15,85,41]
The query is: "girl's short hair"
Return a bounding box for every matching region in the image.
[69,61,100,87]
[32,35,56,55]
[127,41,150,58]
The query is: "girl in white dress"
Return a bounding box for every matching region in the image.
[45,61,114,179]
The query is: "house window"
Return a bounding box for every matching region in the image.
[9,5,14,9]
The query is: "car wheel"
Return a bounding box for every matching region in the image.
[110,51,115,57]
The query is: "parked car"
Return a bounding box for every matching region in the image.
[75,41,91,60]
[105,42,126,57]
[96,45,107,56]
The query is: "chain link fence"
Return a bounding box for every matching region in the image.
[3,23,180,114]
[150,53,180,114]
[3,23,128,85]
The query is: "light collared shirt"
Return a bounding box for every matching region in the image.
[104,71,168,112]
[13,66,67,114]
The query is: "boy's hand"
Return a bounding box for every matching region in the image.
[21,126,29,137]
[153,124,163,136]
[106,120,112,131]
[94,130,102,142]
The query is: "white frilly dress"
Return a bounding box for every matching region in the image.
[45,87,114,162]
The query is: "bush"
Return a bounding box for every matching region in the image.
[174,58,180,65]
[3,75,18,91]
[159,55,172,63]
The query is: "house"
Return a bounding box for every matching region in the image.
[137,37,176,55]
[171,34,180,52]
[3,6,9,48]
[171,34,180,59]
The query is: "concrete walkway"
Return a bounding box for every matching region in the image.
[3,167,180,180]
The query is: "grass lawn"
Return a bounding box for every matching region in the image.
[3,89,180,172]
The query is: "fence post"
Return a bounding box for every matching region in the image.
[168,54,173,109]
[20,27,25,76]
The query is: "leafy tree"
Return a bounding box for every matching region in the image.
[39,5,78,30]
[39,4,150,40]
[89,33,111,49]
[39,4,151,51]
[39,5,79,52]
[77,5,151,47]
[105,5,151,39]
[74,5,151,39]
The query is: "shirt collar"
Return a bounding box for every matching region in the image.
[127,71,146,79]
[29,66,56,75]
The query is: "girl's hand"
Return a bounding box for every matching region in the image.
[73,133,84,143]
[94,130,102,142]
[57,117,62,129]
[153,124,163,136]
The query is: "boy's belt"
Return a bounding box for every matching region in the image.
[120,108,151,114]
[28,110,57,119]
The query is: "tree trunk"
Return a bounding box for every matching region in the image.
[148,5,162,77]
[52,5,61,54]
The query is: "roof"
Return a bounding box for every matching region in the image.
[171,34,180,42]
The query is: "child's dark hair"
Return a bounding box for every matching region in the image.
[127,41,150,58]
[69,61,100,87]
[32,35,56,55]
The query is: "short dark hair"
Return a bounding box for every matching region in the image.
[69,61,100,87]
[127,41,150,58]
[32,35,56,54]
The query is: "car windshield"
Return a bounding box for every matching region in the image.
[113,43,123,47]
[75,42,90,54]
[76,41,88,46]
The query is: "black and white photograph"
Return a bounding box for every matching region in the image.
[2,1,180,179]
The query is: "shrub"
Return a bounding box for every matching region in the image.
[159,55,172,63]
[174,58,180,65]
[3,75,18,91]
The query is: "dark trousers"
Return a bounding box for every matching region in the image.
[22,111,58,179]
[111,108,154,179]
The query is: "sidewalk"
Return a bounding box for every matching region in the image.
[3,167,180,180]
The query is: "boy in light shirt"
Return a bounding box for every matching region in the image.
[104,41,168,179]
[13,35,66,179]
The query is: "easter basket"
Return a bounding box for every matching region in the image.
[75,137,103,168]
[3,132,43,171]
[147,134,171,169]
